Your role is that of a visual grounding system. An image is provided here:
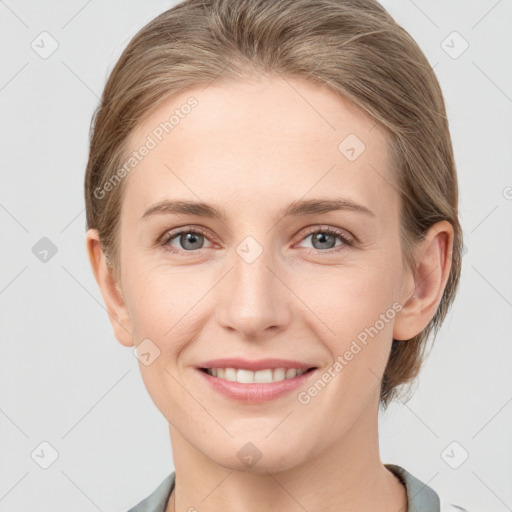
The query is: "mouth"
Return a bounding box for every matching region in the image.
[198,366,317,384]
[195,359,319,402]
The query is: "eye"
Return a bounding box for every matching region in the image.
[296,226,354,253]
[158,225,354,256]
[159,226,214,254]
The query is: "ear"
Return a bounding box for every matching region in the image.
[86,228,134,347]
[393,220,454,341]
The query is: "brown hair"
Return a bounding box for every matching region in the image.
[84,0,463,408]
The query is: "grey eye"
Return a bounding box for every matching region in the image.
[177,232,205,250]
[310,232,338,250]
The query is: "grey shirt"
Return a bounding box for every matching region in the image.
[126,464,470,512]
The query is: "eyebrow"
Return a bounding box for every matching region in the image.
[141,197,375,222]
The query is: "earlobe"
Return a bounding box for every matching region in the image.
[393,221,454,341]
[85,229,134,347]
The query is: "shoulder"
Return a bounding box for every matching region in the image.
[127,467,479,512]
[385,463,474,512]
[439,499,474,511]
[125,472,175,512]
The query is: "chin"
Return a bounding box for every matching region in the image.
[202,438,309,475]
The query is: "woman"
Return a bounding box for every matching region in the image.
[84,0,469,510]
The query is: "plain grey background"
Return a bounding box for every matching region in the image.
[1,1,511,511]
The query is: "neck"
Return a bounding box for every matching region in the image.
[166,396,407,512]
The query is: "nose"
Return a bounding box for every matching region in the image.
[215,239,293,341]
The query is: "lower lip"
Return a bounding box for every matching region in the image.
[196,368,318,403]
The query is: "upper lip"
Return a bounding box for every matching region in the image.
[197,358,316,371]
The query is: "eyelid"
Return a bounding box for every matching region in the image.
[158,225,216,249]
[158,224,355,254]
[294,224,355,246]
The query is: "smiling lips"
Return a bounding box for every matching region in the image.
[196,358,318,402]
[204,367,308,383]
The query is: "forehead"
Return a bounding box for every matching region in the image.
[122,77,398,220]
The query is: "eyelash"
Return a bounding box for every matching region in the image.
[158,225,354,256]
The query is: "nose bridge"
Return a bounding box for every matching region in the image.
[215,233,291,338]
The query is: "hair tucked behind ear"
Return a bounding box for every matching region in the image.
[84,0,463,408]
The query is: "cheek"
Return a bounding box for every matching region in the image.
[123,267,201,411]
[123,275,168,341]
[312,263,399,340]
[301,260,400,395]
[122,260,214,357]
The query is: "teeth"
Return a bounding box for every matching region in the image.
[273,368,285,382]
[237,369,255,383]
[224,368,237,381]
[286,368,297,379]
[205,367,309,383]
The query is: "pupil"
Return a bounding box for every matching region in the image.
[182,233,203,250]
[313,232,335,250]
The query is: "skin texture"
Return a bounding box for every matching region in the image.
[87,77,453,512]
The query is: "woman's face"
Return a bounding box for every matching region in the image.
[103,77,416,472]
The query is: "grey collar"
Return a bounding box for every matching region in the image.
[385,463,440,512]
[127,464,441,512]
